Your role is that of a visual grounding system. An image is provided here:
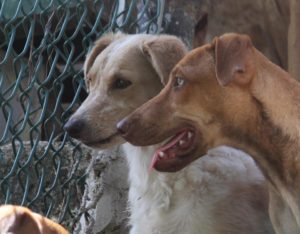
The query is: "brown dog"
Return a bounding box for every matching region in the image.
[0,205,69,234]
[117,33,300,233]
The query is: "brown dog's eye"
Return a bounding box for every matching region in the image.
[173,76,185,88]
[113,78,132,89]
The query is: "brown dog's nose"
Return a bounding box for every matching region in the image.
[64,118,85,139]
[116,118,131,136]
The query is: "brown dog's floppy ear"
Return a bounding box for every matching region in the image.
[83,32,125,91]
[141,35,188,85]
[213,33,255,86]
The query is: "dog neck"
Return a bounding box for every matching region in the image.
[122,143,176,210]
[222,51,300,225]
[252,51,300,185]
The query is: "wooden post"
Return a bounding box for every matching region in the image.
[288,0,300,79]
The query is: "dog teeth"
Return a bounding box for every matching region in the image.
[158,151,165,158]
[187,132,193,139]
[179,140,185,146]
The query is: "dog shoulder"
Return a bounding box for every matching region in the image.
[187,146,265,186]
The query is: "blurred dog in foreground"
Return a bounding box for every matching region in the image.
[0,205,69,234]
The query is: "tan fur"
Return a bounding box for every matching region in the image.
[119,33,300,233]
[0,205,69,234]
[141,36,187,84]
[68,33,187,149]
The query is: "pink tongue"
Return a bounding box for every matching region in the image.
[149,131,187,171]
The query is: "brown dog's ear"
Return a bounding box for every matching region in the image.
[213,33,255,86]
[141,35,188,85]
[83,32,125,91]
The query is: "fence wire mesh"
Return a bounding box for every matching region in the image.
[0,0,164,231]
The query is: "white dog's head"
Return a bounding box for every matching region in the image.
[64,33,187,149]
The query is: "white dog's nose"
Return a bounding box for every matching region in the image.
[64,118,85,139]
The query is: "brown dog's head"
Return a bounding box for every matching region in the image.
[118,33,264,172]
[64,33,187,149]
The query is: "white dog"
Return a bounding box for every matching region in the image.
[64,33,274,234]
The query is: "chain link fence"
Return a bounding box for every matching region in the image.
[0,0,165,231]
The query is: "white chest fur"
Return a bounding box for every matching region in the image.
[122,144,270,234]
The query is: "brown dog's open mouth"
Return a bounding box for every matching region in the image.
[150,129,197,172]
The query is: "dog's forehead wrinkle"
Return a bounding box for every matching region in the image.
[111,34,147,50]
[109,68,139,82]
[91,37,159,89]
[105,35,146,61]
[90,46,123,77]
[179,51,214,82]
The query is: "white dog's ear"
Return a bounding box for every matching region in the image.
[141,35,187,85]
[84,32,125,91]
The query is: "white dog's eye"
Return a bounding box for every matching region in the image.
[114,78,132,89]
[173,76,185,88]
